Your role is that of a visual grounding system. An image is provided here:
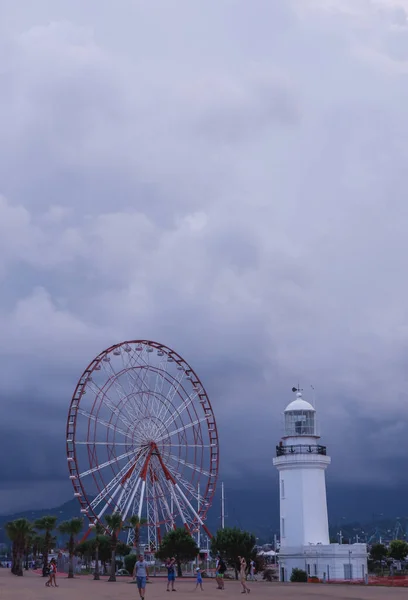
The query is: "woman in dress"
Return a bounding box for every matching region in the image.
[238,556,250,594]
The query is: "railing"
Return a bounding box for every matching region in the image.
[276,444,327,457]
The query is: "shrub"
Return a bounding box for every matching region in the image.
[290,568,308,582]
[124,554,137,573]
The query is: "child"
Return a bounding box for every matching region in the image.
[195,567,203,591]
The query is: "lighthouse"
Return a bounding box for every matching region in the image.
[273,388,368,583]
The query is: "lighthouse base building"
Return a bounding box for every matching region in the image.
[273,390,368,583]
[277,543,368,583]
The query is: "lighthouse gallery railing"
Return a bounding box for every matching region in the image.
[276,444,327,457]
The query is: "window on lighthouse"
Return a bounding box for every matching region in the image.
[285,410,316,436]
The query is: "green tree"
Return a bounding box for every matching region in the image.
[127,515,147,554]
[5,519,32,576]
[58,518,83,578]
[389,540,408,562]
[370,543,387,573]
[124,553,137,574]
[93,523,105,580]
[34,516,57,577]
[32,533,45,562]
[156,528,199,577]
[211,527,256,579]
[105,513,123,582]
[76,533,131,577]
[156,528,200,577]
[290,568,308,582]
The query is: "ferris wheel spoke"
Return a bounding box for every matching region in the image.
[165,463,201,502]
[89,457,142,511]
[164,477,189,529]
[156,388,201,438]
[77,409,134,441]
[75,441,129,445]
[79,448,138,479]
[120,356,152,419]
[156,416,209,444]
[156,370,186,424]
[103,363,142,424]
[121,476,143,522]
[128,345,152,410]
[156,476,174,527]
[165,454,211,478]
[153,357,169,396]
[103,355,150,426]
[87,381,134,431]
[175,482,204,526]
[117,448,151,518]
[120,354,151,411]
[160,443,212,448]
[126,364,155,422]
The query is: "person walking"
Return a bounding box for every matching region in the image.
[166,557,176,592]
[249,560,255,582]
[133,554,149,600]
[45,561,52,587]
[50,559,58,587]
[215,555,225,590]
[238,557,250,594]
[195,567,204,591]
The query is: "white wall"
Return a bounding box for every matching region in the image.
[278,543,368,582]
[275,454,330,547]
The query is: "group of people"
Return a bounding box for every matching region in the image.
[132,553,255,597]
[216,555,254,594]
[132,555,203,596]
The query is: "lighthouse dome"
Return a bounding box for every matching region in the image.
[284,392,316,436]
[284,393,315,413]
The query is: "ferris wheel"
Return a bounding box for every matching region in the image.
[66,340,218,548]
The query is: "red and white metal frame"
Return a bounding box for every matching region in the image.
[66,340,219,548]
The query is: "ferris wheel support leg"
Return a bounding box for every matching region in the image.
[80,527,93,544]
[173,483,212,538]
[122,477,143,522]
[155,475,175,530]
[167,480,190,531]
[174,483,210,536]
[138,480,146,519]
[202,524,212,539]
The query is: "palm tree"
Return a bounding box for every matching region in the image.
[93,523,105,580]
[32,534,45,563]
[58,518,83,578]
[34,516,57,577]
[127,515,147,555]
[105,513,123,582]
[5,519,32,576]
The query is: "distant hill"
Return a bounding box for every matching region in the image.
[0,498,82,545]
[1,482,407,547]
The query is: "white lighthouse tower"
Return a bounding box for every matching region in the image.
[273,388,368,583]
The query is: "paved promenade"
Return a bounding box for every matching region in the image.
[1,570,408,600]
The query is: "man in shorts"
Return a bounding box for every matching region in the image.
[166,557,176,592]
[215,555,225,590]
[133,554,149,600]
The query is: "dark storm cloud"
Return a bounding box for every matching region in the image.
[1,0,408,514]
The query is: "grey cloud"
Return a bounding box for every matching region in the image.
[0,0,408,514]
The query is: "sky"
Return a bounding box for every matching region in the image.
[1,0,408,517]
